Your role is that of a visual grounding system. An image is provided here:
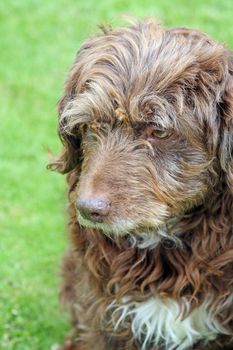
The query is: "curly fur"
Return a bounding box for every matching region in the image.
[50,19,233,350]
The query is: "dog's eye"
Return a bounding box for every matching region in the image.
[151,129,171,139]
[141,126,172,142]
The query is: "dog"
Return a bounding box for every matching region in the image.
[50,19,233,350]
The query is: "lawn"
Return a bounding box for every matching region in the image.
[1,1,233,349]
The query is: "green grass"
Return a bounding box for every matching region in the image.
[1,1,233,349]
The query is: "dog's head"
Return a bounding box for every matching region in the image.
[51,20,233,238]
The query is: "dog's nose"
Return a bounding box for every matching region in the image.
[76,196,111,223]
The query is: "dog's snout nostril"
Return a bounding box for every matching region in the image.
[77,196,111,223]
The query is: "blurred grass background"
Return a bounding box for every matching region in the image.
[0,0,233,349]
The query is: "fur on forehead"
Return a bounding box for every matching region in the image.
[59,19,230,137]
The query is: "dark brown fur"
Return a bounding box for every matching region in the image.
[50,20,233,349]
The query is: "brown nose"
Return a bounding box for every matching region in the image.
[77,196,111,223]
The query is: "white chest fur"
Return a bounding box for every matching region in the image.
[109,295,228,350]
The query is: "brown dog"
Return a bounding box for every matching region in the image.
[50,19,233,350]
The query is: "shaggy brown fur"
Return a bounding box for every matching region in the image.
[50,20,233,350]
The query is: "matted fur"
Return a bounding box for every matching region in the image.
[50,19,233,350]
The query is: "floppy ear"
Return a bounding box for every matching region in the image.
[48,39,90,174]
[217,53,233,194]
[48,34,101,174]
[187,41,233,195]
[48,93,82,174]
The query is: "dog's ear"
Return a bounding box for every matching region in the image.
[217,52,233,194]
[49,37,100,174]
[49,40,91,174]
[187,42,233,195]
[197,45,233,195]
[48,94,82,174]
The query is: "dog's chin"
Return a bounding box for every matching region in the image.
[77,212,141,236]
[77,212,181,249]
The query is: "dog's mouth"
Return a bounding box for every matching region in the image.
[77,210,181,248]
[77,211,138,235]
[76,196,171,234]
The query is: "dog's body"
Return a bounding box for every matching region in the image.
[51,20,233,349]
